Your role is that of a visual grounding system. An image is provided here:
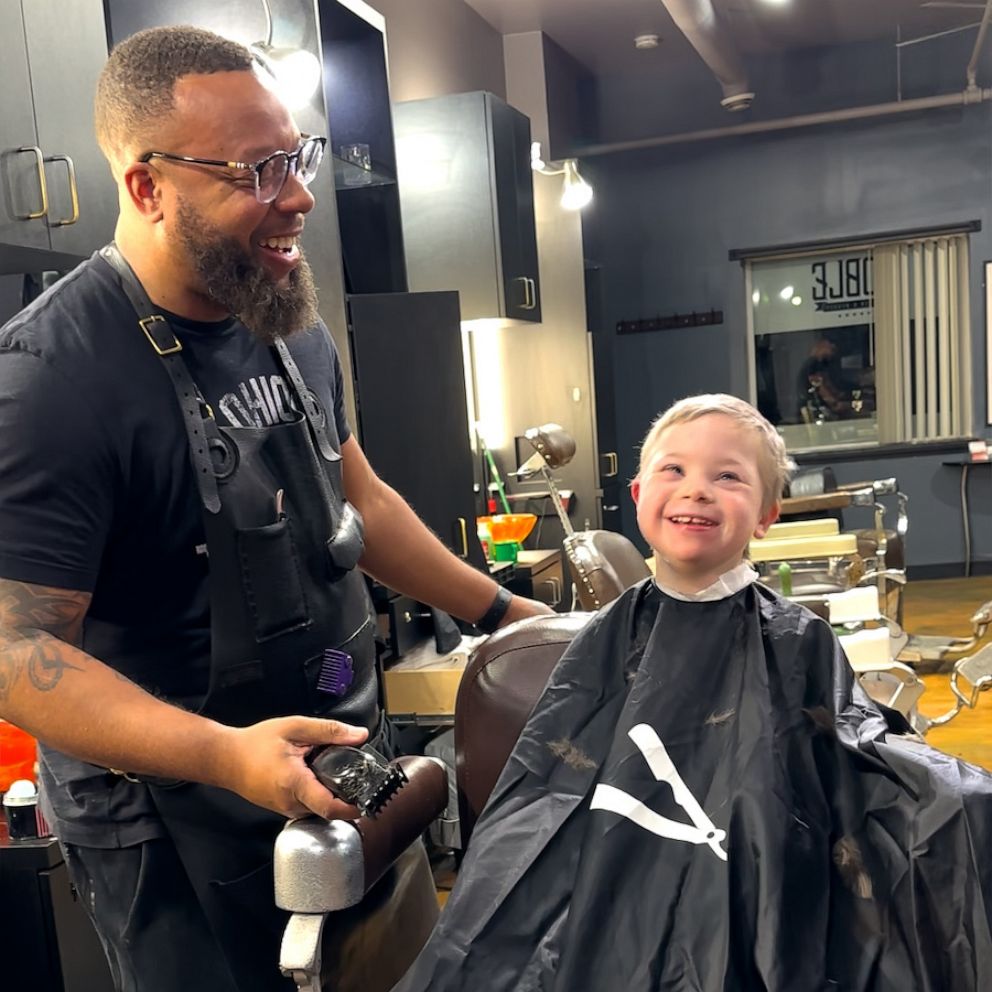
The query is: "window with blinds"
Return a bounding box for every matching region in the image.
[746,230,972,452]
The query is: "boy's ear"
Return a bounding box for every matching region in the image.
[630,477,641,506]
[753,501,780,540]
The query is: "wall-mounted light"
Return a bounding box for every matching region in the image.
[250,0,322,111]
[531,141,594,211]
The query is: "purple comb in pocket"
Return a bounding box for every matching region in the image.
[317,648,354,697]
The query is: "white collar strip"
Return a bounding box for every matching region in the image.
[654,561,759,602]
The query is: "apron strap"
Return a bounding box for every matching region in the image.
[100,243,222,513]
[272,337,338,462]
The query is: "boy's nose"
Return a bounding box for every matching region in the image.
[679,475,713,502]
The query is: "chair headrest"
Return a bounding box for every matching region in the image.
[524,424,577,469]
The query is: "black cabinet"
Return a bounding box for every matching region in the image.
[394,91,542,323]
[0,0,114,261]
[506,549,565,611]
[347,291,487,571]
[0,835,114,991]
[317,0,406,295]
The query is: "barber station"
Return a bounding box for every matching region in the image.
[3,1,992,990]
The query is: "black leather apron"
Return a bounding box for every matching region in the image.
[100,245,379,733]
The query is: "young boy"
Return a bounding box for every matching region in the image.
[398,395,992,992]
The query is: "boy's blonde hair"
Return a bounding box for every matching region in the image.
[637,394,792,511]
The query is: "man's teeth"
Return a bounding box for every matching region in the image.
[670,515,715,525]
[260,236,296,252]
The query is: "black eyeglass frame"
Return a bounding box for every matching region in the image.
[138,135,327,203]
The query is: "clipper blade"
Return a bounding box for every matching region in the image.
[307,744,408,818]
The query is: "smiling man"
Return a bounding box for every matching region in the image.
[0,25,549,992]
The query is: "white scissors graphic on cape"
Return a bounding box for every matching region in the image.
[590,723,728,861]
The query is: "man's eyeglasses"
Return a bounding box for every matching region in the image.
[139,135,327,204]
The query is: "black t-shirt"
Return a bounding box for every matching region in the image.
[0,253,351,846]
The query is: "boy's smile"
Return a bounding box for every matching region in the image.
[631,414,779,594]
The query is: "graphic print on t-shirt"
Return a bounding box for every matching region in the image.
[218,374,297,427]
[217,375,326,430]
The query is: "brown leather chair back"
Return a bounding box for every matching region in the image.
[454,613,589,847]
[564,530,652,611]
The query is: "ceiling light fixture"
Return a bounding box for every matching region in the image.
[249,0,322,111]
[531,141,594,211]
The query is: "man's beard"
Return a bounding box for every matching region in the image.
[175,199,319,343]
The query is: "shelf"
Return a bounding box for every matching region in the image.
[332,154,395,190]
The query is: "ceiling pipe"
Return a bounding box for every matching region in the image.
[579,87,992,157]
[660,0,755,111]
[967,0,992,91]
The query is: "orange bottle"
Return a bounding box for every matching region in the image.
[0,720,38,791]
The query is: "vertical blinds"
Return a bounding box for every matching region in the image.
[873,234,971,443]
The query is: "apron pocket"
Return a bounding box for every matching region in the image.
[304,614,377,716]
[326,502,365,576]
[237,518,312,642]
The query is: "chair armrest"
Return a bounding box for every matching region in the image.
[274,755,447,915]
[351,755,447,891]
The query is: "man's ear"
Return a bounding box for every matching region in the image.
[753,501,780,540]
[122,162,164,221]
[630,477,641,506]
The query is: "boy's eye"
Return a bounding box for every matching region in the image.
[660,463,683,475]
[718,471,741,482]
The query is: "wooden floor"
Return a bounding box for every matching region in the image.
[904,575,992,769]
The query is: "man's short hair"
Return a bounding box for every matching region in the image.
[95,25,254,169]
[637,393,793,511]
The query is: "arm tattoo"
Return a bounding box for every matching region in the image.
[0,580,90,701]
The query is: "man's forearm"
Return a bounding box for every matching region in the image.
[357,480,528,624]
[0,626,238,788]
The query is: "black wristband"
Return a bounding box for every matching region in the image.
[474,585,513,634]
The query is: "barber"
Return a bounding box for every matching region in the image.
[0,25,549,992]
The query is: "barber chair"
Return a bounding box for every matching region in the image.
[274,755,447,992]
[272,615,585,991]
[769,468,992,672]
[274,601,991,990]
[454,613,590,844]
[517,424,652,611]
[771,469,908,624]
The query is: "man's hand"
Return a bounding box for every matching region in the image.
[223,716,370,819]
[500,594,555,628]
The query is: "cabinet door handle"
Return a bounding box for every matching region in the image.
[13,146,49,220]
[602,451,618,477]
[541,576,562,607]
[45,154,79,227]
[522,276,538,310]
[515,276,530,310]
[457,517,468,557]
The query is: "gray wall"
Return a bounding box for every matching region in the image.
[365,0,505,101]
[581,34,992,573]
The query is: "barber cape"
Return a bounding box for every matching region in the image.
[397,580,992,991]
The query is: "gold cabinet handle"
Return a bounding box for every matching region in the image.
[13,145,48,220]
[457,517,468,557]
[45,154,79,226]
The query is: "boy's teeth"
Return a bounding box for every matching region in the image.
[671,515,714,525]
